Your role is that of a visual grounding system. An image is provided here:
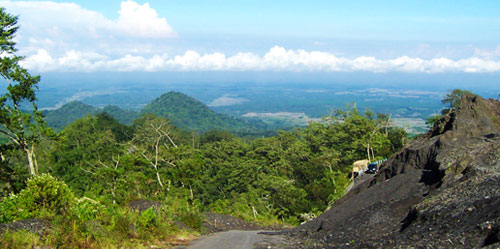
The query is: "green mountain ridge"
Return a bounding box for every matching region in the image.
[140,91,267,131]
[43,102,99,130]
[43,91,267,132]
[43,101,139,130]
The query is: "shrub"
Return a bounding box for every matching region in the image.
[0,174,75,222]
[0,194,29,223]
[19,174,75,217]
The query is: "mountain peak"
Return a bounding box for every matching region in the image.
[141,92,264,131]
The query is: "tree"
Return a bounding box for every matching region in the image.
[0,8,47,176]
[51,115,120,196]
[129,114,179,189]
[442,89,472,110]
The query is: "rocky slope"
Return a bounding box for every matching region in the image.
[290,93,500,248]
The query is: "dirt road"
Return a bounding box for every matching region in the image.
[184,230,286,249]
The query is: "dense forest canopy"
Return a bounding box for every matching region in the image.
[2,102,407,218]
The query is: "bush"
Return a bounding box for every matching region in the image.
[19,174,75,217]
[0,194,29,223]
[0,174,75,222]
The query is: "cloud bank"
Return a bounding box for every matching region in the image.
[20,46,500,73]
[2,1,500,73]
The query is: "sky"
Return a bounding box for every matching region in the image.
[1,0,500,73]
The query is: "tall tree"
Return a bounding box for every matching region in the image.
[442,89,472,110]
[129,114,179,189]
[0,8,47,176]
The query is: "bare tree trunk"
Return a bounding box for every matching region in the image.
[24,147,37,176]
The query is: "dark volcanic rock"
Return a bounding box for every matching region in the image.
[290,94,500,248]
[202,212,268,234]
[0,218,50,236]
[128,199,162,213]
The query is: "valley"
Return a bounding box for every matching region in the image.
[34,79,458,135]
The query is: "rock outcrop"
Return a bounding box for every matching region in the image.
[292,93,500,248]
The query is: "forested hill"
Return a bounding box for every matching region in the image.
[43,92,268,132]
[43,101,140,130]
[140,91,267,132]
[43,101,99,130]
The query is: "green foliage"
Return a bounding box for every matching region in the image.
[426,89,477,127]
[387,127,408,152]
[0,194,27,223]
[137,207,158,230]
[22,174,75,214]
[442,89,473,110]
[71,197,104,222]
[0,152,29,197]
[179,212,203,231]
[200,129,236,144]
[50,114,125,197]
[102,105,140,126]
[0,8,18,54]
[0,7,48,176]
[0,174,75,222]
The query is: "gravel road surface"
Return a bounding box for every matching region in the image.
[184,230,285,249]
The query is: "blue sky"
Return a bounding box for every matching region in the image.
[1,0,500,73]
[31,0,500,39]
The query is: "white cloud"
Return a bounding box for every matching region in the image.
[2,1,499,74]
[116,1,175,38]
[21,49,56,72]
[0,0,176,55]
[474,45,500,59]
[19,46,500,73]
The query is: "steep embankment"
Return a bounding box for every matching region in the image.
[292,94,500,248]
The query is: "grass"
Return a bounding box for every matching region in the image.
[0,229,42,249]
[0,205,201,249]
